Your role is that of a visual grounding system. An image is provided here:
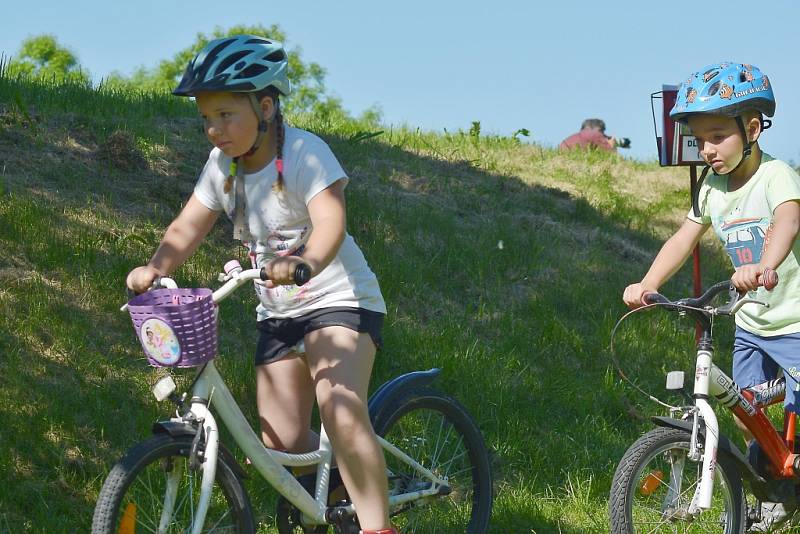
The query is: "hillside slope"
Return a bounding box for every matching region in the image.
[0,76,737,532]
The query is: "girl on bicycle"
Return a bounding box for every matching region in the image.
[126,35,396,533]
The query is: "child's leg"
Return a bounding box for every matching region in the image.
[304,326,391,531]
[753,331,800,417]
[255,353,317,452]
[732,327,779,443]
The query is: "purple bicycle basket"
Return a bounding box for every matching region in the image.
[127,288,217,368]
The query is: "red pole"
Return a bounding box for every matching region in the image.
[690,165,702,341]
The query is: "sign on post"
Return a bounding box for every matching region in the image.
[652,84,703,166]
[650,83,704,308]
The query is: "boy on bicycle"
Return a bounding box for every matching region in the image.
[623,62,800,529]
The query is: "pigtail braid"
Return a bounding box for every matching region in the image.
[273,102,285,192]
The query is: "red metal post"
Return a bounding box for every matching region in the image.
[690,165,702,341]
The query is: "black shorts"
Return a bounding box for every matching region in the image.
[255,307,384,365]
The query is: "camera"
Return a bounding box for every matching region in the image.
[614,137,631,149]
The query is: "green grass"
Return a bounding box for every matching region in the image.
[0,71,751,532]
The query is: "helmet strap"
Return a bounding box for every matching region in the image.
[726,115,753,176]
[692,164,712,218]
[244,93,271,157]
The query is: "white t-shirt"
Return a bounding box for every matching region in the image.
[194,126,386,320]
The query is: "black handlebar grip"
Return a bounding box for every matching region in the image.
[258,263,312,286]
[641,292,662,305]
[761,268,778,291]
[293,263,312,286]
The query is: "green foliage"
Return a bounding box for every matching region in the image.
[6,34,89,84]
[469,120,481,141]
[104,24,345,116]
[513,127,530,140]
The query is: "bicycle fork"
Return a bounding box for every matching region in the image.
[689,348,720,515]
[159,401,219,534]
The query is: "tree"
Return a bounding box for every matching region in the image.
[7,34,89,83]
[105,24,344,116]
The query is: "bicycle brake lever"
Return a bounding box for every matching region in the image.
[713,284,743,315]
[728,297,770,314]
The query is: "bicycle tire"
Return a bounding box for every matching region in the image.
[92,433,255,533]
[609,426,745,533]
[372,387,493,533]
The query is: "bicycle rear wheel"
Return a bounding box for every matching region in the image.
[92,433,254,533]
[373,387,492,533]
[609,426,745,533]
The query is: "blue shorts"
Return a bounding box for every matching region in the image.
[733,327,800,413]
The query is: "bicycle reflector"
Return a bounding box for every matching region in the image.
[152,374,177,402]
[666,371,685,391]
[639,470,664,496]
[119,502,136,534]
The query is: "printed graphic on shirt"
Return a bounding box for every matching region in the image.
[721,217,768,267]
[248,238,327,306]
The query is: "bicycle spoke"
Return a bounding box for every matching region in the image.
[93,435,250,533]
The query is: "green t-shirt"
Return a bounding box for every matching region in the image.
[687,154,800,336]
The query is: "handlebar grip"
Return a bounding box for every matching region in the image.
[641,292,667,306]
[126,276,168,300]
[761,268,778,291]
[293,263,312,286]
[259,263,313,286]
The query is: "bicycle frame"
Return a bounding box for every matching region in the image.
[152,267,450,532]
[178,361,448,531]
[676,332,798,515]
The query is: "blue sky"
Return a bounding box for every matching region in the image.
[3,0,799,164]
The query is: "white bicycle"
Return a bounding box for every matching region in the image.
[91,261,493,533]
[609,270,789,533]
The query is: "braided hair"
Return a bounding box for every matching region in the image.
[223,86,286,194]
[255,86,286,192]
[273,99,285,192]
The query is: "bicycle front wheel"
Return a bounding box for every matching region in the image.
[609,426,745,533]
[373,387,493,533]
[92,433,254,533]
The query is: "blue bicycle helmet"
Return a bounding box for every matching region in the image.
[671,62,776,218]
[173,35,291,97]
[670,62,774,122]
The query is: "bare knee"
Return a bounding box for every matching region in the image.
[319,395,372,446]
[259,419,312,452]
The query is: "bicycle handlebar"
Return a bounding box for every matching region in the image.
[122,261,312,311]
[212,263,312,304]
[641,268,778,316]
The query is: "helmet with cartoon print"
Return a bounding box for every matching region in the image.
[669,62,775,122]
[671,63,776,218]
[172,34,291,97]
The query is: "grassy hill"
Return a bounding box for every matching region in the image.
[0,73,742,532]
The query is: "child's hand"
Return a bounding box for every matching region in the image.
[731,264,764,292]
[126,265,164,295]
[263,256,312,288]
[623,283,656,309]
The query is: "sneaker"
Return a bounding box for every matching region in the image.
[750,502,796,532]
